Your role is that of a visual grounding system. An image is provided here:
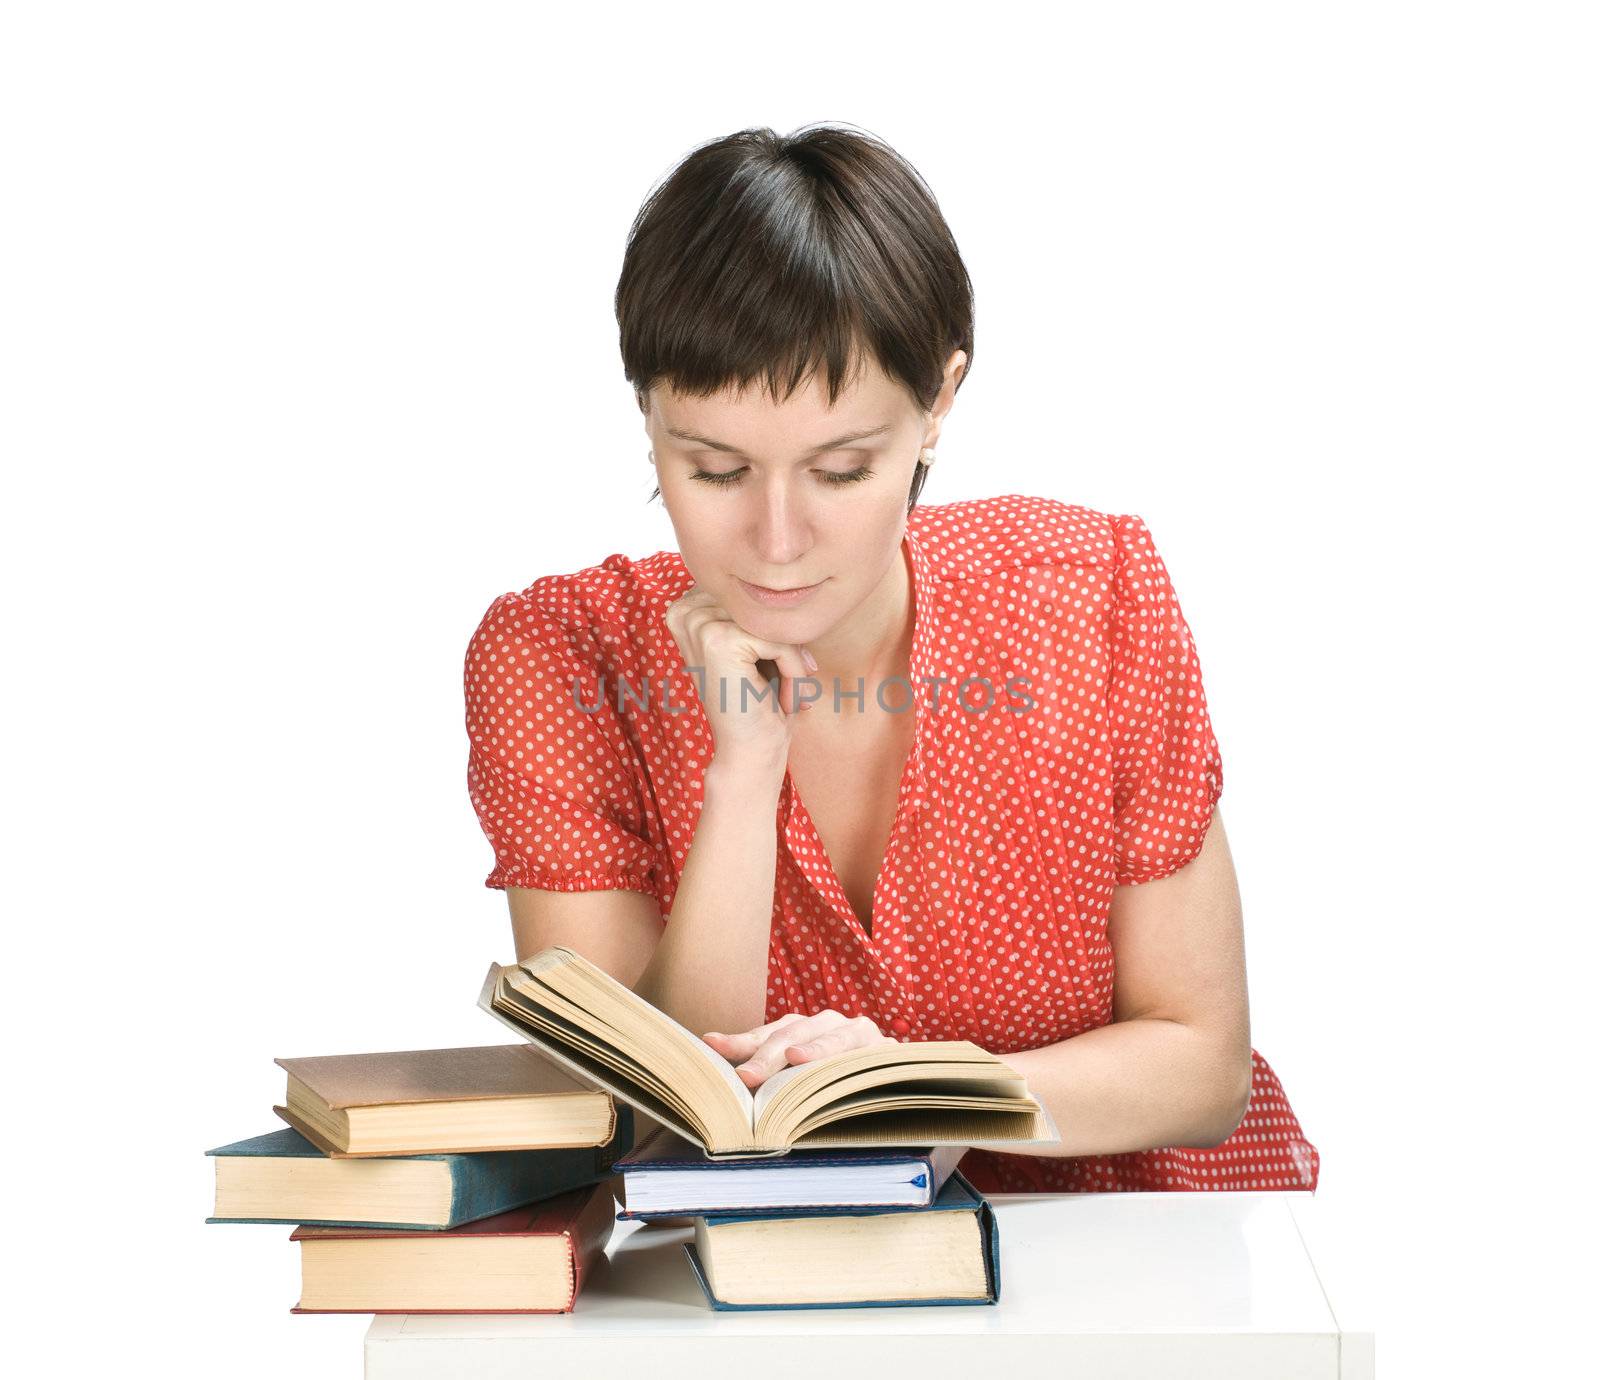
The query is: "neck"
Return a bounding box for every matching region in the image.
[803,536,914,701]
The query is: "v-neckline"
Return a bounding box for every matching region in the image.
[780,528,930,949]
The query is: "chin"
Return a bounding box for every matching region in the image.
[745,605,828,633]
[741,601,834,639]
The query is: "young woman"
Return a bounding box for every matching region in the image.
[464,123,1319,1192]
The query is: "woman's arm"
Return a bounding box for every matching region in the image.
[630,749,789,1036]
[1002,808,1254,1155]
[707,811,1253,1149]
[506,747,791,1040]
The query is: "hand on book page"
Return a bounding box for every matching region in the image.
[704,1011,895,1090]
[480,948,1056,1156]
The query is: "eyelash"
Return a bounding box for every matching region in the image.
[689,465,875,488]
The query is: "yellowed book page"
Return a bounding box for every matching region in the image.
[482,962,757,1153]
[345,1094,610,1153]
[697,1211,988,1305]
[758,1061,1033,1139]
[501,965,746,1149]
[528,948,754,1111]
[498,970,699,1117]
[515,949,757,1148]
[214,1157,449,1225]
[275,1043,589,1109]
[297,1237,570,1311]
[791,1105,1057,1149]
[752,1042,1036,1137]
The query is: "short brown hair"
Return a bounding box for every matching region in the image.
[616,122,974,513]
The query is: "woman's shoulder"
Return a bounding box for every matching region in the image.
[908,493,1131,580]
[471,548,692,649]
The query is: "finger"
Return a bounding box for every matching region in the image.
[710,1017,820,1069]
[703,625,812,700]
[735,1013,852,1082]
[669,605,734,656]
[786,1018,893,1063]
[678,603,735,635]
[663,587,720,631]
[754,656,817,716]
[750,645,816,715]
[702,1013,810,1062]
[791,668,822,713]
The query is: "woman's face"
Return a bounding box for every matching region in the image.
[644,353,961,645]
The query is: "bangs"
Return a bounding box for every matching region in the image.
[635,298,877,412]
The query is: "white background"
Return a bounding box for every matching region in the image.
[5,2,1594,1374]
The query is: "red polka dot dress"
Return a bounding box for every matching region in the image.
[464,495,1320,1193]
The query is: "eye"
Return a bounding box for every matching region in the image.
[689,468,746,487]
[688,465,876,488]
[822,465,875,486]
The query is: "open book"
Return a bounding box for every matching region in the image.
[477,947,1059,1159]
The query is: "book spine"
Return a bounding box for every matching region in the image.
[603,1104,635,1170]
[979,1195,1001,1302]
[565,1182,619,1306]
[446,1104,632,1227]
[443,1147,588,1228]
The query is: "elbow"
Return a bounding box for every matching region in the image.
[1194,1051,1254,1148]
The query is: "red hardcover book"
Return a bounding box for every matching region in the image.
[289,1181,614,1313]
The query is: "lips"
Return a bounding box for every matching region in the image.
[738,577,826,606]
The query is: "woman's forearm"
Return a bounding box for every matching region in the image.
[1000,1018,1252,1158]
[633,752,785,1035]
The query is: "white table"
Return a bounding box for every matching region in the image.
[364,1192,1374,1379]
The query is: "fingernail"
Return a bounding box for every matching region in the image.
[802,647,818,672]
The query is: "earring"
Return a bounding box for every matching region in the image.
[647,449,655,465]
[919,448,936,467]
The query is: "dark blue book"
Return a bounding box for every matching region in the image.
[205,1106,631,1230]
[683,1168,999,1310]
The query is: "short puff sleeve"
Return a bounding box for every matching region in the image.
[1107,513,1224,886]
[464,591,668,903]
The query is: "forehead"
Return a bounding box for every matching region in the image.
[650,357,911,448]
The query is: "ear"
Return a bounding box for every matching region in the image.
[946,348,968,389]
[921,350,968,450]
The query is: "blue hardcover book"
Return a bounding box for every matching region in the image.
[205,1105,631,1230]
[682,1168,999,1310]
[617,1125,968,1218]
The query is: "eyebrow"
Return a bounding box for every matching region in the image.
[664,422,894,457]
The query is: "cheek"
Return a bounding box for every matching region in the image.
[661,498,731,566]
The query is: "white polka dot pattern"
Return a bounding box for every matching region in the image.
[464,494,1319,1193]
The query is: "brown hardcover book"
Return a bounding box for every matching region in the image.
[478,947,1059,1158]
[271,1043,617,1156]
[290,1181,615,1313]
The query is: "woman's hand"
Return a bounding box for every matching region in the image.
[703,1010,895,1090]
[663,585,816,769]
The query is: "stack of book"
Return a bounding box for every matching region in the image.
[207,946,1057,1317]
[616,1127,1000,1309]
[204,1043,633,1314]
[477,946,1063,1311]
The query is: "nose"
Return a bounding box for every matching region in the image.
[749,474,814,569]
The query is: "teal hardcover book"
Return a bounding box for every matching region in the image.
[205,1106,631,1230]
